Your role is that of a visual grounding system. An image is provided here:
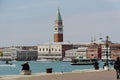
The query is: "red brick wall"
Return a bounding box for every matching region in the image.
[54,34,63,42]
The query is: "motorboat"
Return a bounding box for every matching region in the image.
[5,61,12,65]
[71,56,96,65]
[62,58,72,62]
[36,59,56,62]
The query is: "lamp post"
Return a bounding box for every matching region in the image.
[105,36,109,70]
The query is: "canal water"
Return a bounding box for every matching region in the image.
[0,61,114,75]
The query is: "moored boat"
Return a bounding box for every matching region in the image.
[71,56,96,65]
[36,58,56,62]
[62,58,72,62]
[71,58,95,65]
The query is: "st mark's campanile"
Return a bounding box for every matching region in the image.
[54,8,63,42]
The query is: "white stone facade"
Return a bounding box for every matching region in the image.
[65,47,88,59]
[38,44,62,60]
[37,43,73,60]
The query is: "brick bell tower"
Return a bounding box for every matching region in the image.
[54,8,63,42]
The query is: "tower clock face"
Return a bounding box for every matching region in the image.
[55,28,57,30]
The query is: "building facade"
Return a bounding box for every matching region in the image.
[2,47,38,61]
[87,43,101,59]
[37,43,73,60]
[2,47,18,60]
[65,47,88,59]
[109,43,120,59]
[16,50,38,61]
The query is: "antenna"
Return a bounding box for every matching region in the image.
[91,37,93,42]
[94,36,96,42]
[99,33,103,40]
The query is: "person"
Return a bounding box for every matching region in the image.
[93,60,99,70]
[21,62,30,71]
[114,57,120,79]
[103,63,107,69]
[6,61,9,64]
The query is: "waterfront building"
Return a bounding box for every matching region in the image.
[2,47,38,61]
[101,45,111,60]
[16,50,38,61]
[109,43,120,58]
[37,42,73,60]
[65,47,88,59]
[87,43,101,59]
[2,47,18,60]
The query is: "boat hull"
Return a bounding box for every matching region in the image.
[71,62,94,65]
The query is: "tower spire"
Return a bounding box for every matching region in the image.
[54,8,63,42]
[55,8,62,21]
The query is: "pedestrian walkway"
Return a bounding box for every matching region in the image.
[0,69,117,80]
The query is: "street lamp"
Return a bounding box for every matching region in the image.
[105,36,109,70]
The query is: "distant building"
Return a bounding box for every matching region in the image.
[37,43,73,60]
[2,47,38,61]
[109,43,120,59]
[2,47,18,60]
[101,44,111,60]
[87,43,101,59]
[65,47,88,59]
[16,50,38,61]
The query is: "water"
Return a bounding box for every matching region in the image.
[0,61,113,75]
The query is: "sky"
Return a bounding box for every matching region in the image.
[0,0,120,47]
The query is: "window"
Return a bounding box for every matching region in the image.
[91,54,94,56]
[39,48,41,51]
[55,28,57,30]
[59,28,62,31]
[59,49,61,52]
[46,48,48,51]
[52,48,54,51]
[90,50,94,52]
[55,49,57,51]
[49,49,51,52]
[43,48,44,51]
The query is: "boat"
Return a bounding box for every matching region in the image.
[0,61,16,67]
[36,58,56,62]
[0,64,16,67]
[5,61,13,65]
[71,56,96,65]
[62,58,72,62]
